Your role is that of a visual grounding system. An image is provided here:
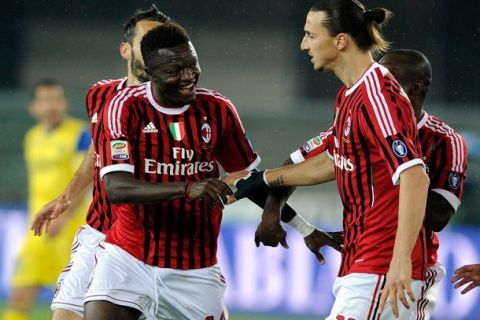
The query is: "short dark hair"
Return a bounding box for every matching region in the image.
[123,5,171,44]
[31,79,63,100]
[141,22,191,68]
[382,49,432,87]
[311,0,393,55]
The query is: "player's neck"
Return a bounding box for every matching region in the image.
[333,51,374,88]
[41,119,63,132]
[415,109,426,123]
[126,72,141,87]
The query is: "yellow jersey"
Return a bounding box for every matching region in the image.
[24,117,90,219]
[12,117,91,287]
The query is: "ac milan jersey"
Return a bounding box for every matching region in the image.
[417,112,467,266]
[329,63,426,279]
[290,127,333,164]
[98,82,260,269]
[85,77,127,232]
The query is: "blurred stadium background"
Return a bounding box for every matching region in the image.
[1,0,480,319]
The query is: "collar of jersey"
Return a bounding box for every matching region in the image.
[146,81,191,115]
[417,111,429,129]
[345,62,381,96]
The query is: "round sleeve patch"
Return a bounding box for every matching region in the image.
[449,172,460,189]
[392,140,408,158]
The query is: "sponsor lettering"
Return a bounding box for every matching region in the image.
[145,158,215,176]
[173,147,194,161]
[333,151,354,171]
[145,147,214,176]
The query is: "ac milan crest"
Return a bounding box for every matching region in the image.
[201,123,212,143]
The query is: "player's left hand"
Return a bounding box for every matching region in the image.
[254,217,289,249]
[451,264,480,294]
[378,256,415,318]
[31,193,71,236]
[304,230,343,264]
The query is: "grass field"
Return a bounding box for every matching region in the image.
[0,303,320,319]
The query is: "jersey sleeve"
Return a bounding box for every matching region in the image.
[70,126,91,170]
[429,135,468,211]
[76,128,91,152]
[359,71,424,185]
[290,127,334,164]
[98,89,136,178]
[85,84,99,120]
[213,100,260,173]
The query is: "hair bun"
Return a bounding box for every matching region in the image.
[364,8,387,24]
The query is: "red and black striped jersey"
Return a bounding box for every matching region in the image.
[330,63,426,279]
[417,112,467,266]
[98,82,260,269]
[293,111,468,271]
[85,77,127,232]
[290,127,333,164]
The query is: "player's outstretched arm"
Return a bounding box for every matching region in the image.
[104,172,232,208]
[31,144,95,236]
[225,151,335,200]
[379,165,429,318]
[451,264,480,294]
[257,153,335,248]
[224,152,341,260]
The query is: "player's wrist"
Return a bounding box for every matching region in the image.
[234,170,269,200]
[288,214,315,237]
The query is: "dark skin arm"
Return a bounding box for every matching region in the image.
[424,190,455,232]
[244,156,342,263]
[103,171,232,207]
[252,158,296,249]
[253,152,335,247]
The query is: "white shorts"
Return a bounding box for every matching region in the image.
[326,273,425,320]
[51,224,105,315]
[414,262,445,319]
[84,242,228,320]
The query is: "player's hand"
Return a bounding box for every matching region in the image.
[222,170,250,187]
[451,264,480,294]
[304,230,343,264]
[188,178,233,208]
[379,256,415,318]
[254,216,289,249]
[31,193,71,236]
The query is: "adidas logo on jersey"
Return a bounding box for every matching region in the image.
[91,112,98,123]
[143,122,158,133]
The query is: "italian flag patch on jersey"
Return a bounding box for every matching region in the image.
[169,122,185,141]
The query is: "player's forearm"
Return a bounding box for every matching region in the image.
[243,182,306,224]
[64,145,94,202]
[104,172,185,204]
[265,157,297,222]
[265,152,335,187]
[392,165,429,260]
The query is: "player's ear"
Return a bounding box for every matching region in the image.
[120,42,131,61]
[335,33,347,50]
